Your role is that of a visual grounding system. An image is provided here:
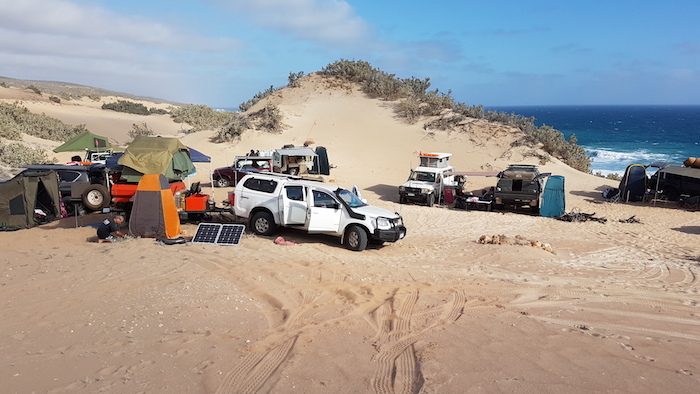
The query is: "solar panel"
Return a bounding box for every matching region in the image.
[192,223,222,244]
[192,223,245,245]
[216,224,245,245]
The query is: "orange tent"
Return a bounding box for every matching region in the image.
[128,174,180,239]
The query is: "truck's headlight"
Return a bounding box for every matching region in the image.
[399,186,405,192]
[421,188,431,194]
[376,217,391,230]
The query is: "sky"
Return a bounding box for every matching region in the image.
[1,0,699,109]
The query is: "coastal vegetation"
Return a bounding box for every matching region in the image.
[169,104,233,133]
[0,142,54,166]
[0,102,85,142]
[101,100,168,115]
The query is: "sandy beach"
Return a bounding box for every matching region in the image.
[1,75,699,393]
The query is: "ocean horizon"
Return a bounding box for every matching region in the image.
[489,105,700,175]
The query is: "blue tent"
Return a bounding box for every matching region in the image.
[540,175,565,217]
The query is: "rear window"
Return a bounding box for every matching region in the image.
[242,177,277,193]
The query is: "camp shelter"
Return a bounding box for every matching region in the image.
[312,146,330,175]
[0,169,61,230]
[619,164,647,202]
[53,131,112,153]
[128,174,180,239]
[540,175,565,217]
[118,136,195,182]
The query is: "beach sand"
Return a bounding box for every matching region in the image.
[1,76,699,393]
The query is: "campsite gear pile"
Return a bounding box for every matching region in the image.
[555,211,608,223]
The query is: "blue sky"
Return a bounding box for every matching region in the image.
[1,0,698,108]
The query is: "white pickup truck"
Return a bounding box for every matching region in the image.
[231,173,406,251]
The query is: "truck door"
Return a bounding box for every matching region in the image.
[280,185,307,225]
[307,188,342,233]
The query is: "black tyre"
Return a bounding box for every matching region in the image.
[399,195,406,204]
[215,177,230,188]
[427,193,435,207]
[345,225,368,251]
[251,211,277,236]
[81,184,109,211]
[288,167,300,176]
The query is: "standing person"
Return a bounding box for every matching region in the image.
[97,215,126,242]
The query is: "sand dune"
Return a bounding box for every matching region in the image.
[1,76,699,393]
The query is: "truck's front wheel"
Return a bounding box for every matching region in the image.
[345,225,368,251]
[427,193,435,207]
[251,212,277,236]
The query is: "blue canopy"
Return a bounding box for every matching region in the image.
[188,147,211,163]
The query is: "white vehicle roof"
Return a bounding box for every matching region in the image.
[419,152,452,159]
[412,165,455,173]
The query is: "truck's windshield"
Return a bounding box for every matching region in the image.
[409,171,436,182]
[337,189,366,208]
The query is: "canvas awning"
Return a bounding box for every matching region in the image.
[53,131,112,153]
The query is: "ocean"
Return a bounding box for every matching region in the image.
[488,105,700,175]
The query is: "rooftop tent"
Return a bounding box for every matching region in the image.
[117,136,195,182]
[0,169,62,230]
[53,131,112,153]
[540,175,565,217]
[129,174,180,239]
[619,164,647,202]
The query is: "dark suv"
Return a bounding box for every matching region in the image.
[213,156,273,187]
[493,164,549,214]
[22,164,110,214]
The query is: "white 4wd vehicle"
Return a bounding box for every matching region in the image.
[399,152,457,206]
[232,173,407,251]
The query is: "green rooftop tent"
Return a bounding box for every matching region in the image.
[0,169,62,230]
[53,131,112,153]
[117,136,196,183]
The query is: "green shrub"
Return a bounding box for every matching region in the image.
[27,85,41,95]
[288,71,305,88]
[0,102,84,142]
[320,59,378,83]
[0,113,22,140]
[213,115,251,143]
[239,85,280,112]
[128,122,154,141]
[149,107,168,115]
[49,96,61,104]
[254,103,283,133]
[0,142,54,166]
[0,82,8,88]
[169,104,232,132]
[101,100,150,115]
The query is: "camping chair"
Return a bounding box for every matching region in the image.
[186,181,201,197]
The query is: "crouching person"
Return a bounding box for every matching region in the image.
[97,215,126,242]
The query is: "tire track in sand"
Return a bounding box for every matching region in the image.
[370,290,466,394]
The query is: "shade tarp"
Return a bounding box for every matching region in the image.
[128,174,180,239]
[540,175,565,217]
[53,131,112,153]
[118,137,195,182]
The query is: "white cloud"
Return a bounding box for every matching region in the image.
[218,0,374,48]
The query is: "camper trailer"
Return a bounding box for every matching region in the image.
[650,165,700,201]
